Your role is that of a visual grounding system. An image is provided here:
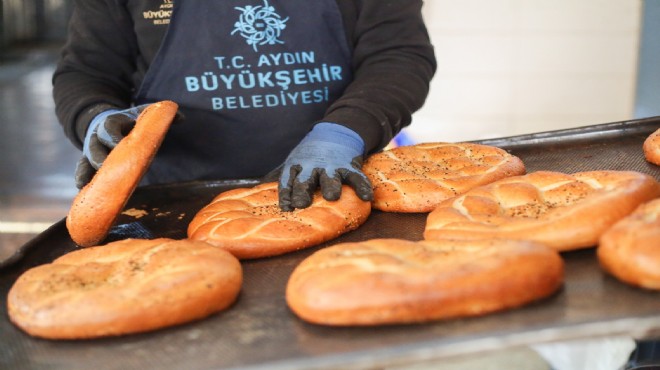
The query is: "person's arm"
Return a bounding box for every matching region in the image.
[52,0,139,150]
[277,0,435,210]
[327,0,437,153]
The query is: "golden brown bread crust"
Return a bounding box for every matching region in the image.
[66,101,178,247]
[598,198,660,290]
[424,171,660,251]
[643,128,660,166]
[286,238,564,326]
[7,238,242,339]
[187,182,371,259]
[362,142,526,213]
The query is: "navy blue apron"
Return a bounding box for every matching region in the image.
[135,0,353,184]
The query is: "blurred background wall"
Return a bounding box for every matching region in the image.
[1,0,71,53]
[414,0,646,143]
[1,0,658,143]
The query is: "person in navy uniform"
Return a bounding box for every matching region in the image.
[53,0,436,211]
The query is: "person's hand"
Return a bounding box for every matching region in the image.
[74,105,149,189]
[278,122,373,211]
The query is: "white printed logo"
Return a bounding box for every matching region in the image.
[231,0,289,52]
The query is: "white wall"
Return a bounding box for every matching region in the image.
[407,0,642,143]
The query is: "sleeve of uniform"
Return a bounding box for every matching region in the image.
[52,0,138,149]
[322,0,437,154]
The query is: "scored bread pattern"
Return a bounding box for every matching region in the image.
[187,182,371,259]
[291,239,513,275]
[424,170,660,251]
[598,198,660,290]
[286,238,564,325]
[7,238,243,339]
[66,101,179,247]
[363,142,526,212]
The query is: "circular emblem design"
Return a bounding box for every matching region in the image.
[232,0,289,52]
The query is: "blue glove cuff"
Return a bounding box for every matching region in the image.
[305,122,365,156]
[84,105,149,148]
[83,109,120,153]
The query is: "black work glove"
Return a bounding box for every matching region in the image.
[277,122,373,211]
[74,105,150,189]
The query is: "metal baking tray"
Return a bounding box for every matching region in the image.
[2,117,660,370]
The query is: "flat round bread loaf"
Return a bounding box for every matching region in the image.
[286,238,563,326]
[7,238,242,339]
[187,182,371,259]
[598,198,660,290]
[643,128,660,166]
[424,171,660,251]
[362,142,525,213]
[67,101,178,247]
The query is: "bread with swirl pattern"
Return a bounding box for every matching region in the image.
[363,142,525,213]
[187,182,371,259]
[424,171,660,251]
